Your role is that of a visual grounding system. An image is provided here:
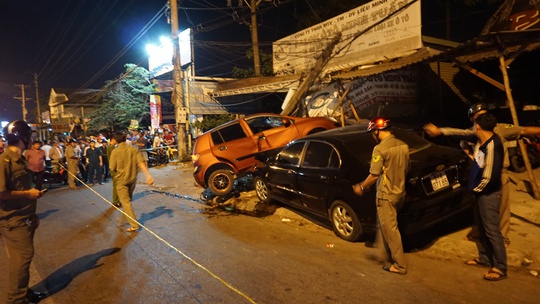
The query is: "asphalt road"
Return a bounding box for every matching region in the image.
[1,165,540,303]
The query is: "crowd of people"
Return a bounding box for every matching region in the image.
[0,128,178,190]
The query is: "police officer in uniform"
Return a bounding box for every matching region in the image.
[65,139,80,189]
[0,120,48,303]
[353,117,410,275]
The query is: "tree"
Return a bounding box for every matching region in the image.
[232,49,275,78]
[87,64,155,133]
[192,114,236,133]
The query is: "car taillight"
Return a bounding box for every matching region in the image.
[191,154,200,163]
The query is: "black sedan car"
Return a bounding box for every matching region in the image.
[254,124,474,242]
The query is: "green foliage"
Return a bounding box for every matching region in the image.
[232,49,275,78]
[192,114,235,132]
[86,64,155,133]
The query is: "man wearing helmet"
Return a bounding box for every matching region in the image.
[0,120,48,303]
[424,103,540,247]
[352,117,410,275]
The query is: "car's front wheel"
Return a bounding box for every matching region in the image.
[208,169,235,196]
[329,200,362,242]
[254,176,272,203]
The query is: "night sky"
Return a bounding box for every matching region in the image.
[0,0,504,123]
[0,0,308,123]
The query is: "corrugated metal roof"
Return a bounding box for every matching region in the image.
[331,47,441,80]
[434,29,540,63]
[210,75,301,97]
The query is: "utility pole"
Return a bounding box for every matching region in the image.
[14,84,30,121]
[247,0,261,77]
[229,0,263,77]
[169,0,187,158]
[34,73,42,125]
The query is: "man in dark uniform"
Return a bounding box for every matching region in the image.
[0,120,48,303]
[353,117,409,275]
[84,140,103,186]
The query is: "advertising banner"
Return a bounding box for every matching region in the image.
[273,0,422,76]
[305,68,418,119]
[150,95,162,131]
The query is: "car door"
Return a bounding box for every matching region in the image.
[244,115,299,151]
[266,141,305,206]
[296,141,340,214]
[210,122,258,171]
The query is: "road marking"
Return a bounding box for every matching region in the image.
[60,164,257,303]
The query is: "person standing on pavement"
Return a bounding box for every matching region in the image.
[107,137,121,207]
[0,120,48,304]
[65,139,80,189]
[41,141,52,167]
[99,138,109,182]
[24,141,46,190]
[462,113,507,281]
[109,132,154,232]
[424,103,540,247]
[85,140,103,186]
[135,131,148,165]
[352,117,409,275]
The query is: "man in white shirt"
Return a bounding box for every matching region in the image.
[41,141,52,167]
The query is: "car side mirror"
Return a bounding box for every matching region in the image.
[282,118,291,128]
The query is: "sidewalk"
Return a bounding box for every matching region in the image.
[143,162,540,275]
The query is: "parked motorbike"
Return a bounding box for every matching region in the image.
[148,147,169,167]
[508,136,540,173]
[44,161,68,186]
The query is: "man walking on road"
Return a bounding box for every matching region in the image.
[353,117,409,275]
[109,132,154,232]
[0,120,48,303]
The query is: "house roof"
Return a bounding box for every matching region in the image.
[432,29,540,64]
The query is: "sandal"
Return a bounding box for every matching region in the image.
[126,227,139,232]
[465,258,490,268]
[382,263,407,275]
[483,268,507,281]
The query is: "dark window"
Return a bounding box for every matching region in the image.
[303,141,338,168]
[277,142,304,166]
[245,116,284,134]
[211,123,246,144]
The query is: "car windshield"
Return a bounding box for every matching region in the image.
[346,128,431,164]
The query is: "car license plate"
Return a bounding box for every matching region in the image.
[430,171,450,191]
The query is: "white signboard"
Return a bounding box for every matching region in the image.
[148,28,192,77]
[273,0,422,76]
[305,69,418,119]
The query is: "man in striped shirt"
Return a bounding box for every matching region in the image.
[464,113,507,281]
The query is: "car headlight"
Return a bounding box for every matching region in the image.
[191,153,200,163]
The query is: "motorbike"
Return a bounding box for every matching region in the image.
[508,136,540,173]
[147,147,169,167]
[44,160,68,187]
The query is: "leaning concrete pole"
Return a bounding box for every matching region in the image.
[499,56,540,200]
[281,33,341,116]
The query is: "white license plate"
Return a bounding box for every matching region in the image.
[430,171,450,191]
